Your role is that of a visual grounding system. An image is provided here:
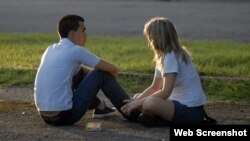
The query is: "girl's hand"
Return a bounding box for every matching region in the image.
[120,99,138,116]
[132,93,141,100]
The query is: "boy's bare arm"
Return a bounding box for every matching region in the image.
[95,59,119,78]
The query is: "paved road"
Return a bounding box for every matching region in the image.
[0,0,250,42]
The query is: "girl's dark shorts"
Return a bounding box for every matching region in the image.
[171,101,205,124]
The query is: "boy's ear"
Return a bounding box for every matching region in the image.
[68,30,75,38]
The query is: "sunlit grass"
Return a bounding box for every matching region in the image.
[0,33,249,100]
[185,40,250,77]
[1,33,249,77]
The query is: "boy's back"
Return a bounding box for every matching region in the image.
[34,38,100,112]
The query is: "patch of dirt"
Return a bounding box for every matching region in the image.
[205,101,250,124]
[0,87,249,141]
[0,101,168,141]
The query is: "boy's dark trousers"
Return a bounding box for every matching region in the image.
[42,69,138,125]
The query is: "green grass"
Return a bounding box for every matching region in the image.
[0,33,249,101]
[202,79,250,101]
[185,41,250,77]
[0,68,36,87]
[117,75,250,101]
[1,33,250,77]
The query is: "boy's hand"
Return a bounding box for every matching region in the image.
[96,59,119,78]
[110,65,119,78]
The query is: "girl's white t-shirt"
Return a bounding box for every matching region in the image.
[155,51,207,107]
[34,38,100,111]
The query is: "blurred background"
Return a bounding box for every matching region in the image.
[0,0,250,42]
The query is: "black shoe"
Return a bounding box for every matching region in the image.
[92,104,116,118]
[138,114,170,127]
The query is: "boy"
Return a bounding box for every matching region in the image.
[34,15,132,125]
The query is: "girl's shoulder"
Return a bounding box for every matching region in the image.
[164,51,178,61]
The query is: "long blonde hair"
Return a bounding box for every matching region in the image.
[143,17,191,69]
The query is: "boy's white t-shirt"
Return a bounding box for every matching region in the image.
[155,51,207,107]
[34,38,100,111]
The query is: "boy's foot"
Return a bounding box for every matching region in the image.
[92,102,116,118]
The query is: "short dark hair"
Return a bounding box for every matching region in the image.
[57,15,85,38]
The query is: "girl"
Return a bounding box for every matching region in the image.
[121,17,209,126]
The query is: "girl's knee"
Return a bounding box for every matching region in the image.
[142,97,159,115]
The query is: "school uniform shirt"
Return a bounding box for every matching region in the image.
[155,51,207,107]
[34,38,100,111]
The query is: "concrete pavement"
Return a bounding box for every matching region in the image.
[0,0,250,42]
